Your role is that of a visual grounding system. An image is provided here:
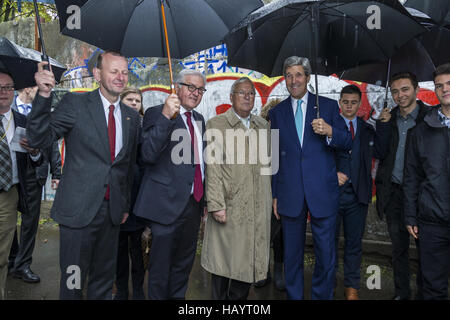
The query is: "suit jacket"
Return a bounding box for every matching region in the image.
[335,117,391,205]
[11,109,39,214]
[134,105,206,225]
[26,90,140,228]
[268,92,352,219]
[12,96,62,185]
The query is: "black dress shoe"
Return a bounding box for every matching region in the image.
[392,295,409,300]
[13,267,40,283]
[113,291,128,300]
[254,271,271,288]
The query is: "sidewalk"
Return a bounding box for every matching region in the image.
[6,202,424,300]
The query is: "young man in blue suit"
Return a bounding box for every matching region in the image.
[268,56,352,300]
[334,85,391,299]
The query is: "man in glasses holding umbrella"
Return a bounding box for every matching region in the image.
[268,56,352,300]
[28,51,141,300]
[134,69,207,300]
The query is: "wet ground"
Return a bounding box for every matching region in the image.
[5,201,431,300]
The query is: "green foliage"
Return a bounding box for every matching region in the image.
[0,0,57,23]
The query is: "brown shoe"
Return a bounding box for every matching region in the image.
[344,287,359,300]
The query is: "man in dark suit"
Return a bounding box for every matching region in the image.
[375,72,430,300]
[334,85,391,299]
[28,52,140,300]
[268,56,352,300]
[8,86,61,283]
[0,71,41,299]
[134,69,206,299]
[404,63,450,300]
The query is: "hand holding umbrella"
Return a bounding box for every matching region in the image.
[161,93,181,120]
[34,61,55,98]
[311,118,332,137]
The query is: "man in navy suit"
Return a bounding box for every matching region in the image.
[268,56,352,300]
[134,69,206,299]
[334,85,391,299]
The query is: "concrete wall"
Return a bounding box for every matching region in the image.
[0,18,437,244]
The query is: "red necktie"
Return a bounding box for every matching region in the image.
[349,120,355,140]
[105,105,116,200]
[185,111,203,202]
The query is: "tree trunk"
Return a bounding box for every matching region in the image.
[4,1,11,22]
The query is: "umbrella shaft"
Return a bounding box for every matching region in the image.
[33,0,46,55]
[161,0,175,94]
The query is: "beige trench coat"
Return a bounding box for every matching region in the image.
[201,108,272,283]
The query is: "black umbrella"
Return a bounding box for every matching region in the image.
[403,0,450,26]
[54,0,263,59]
[225,0,426,117]
[340,26,450,87]
[0,37,66,90]
[54,0,262,100]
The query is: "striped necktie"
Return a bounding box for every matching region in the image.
[0,114,13,191]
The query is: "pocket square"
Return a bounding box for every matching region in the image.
[126,117,131,120]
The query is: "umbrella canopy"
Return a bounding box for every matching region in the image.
[339,25,450,87]
[225,0,426,78]
[54,0,263,59]
[403,0,450,26]
[0,37,66,90]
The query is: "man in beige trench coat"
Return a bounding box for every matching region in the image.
[201,77,272,300]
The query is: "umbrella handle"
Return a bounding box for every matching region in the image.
[42,54,50,71]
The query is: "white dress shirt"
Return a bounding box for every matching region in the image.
[15,96,32,115]
[180,106,205,193]
[99,91,123,158]
[233,109,251,129]
[1,109,19,185]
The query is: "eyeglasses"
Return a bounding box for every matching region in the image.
[0,85,14,92]
[233,91,256,97]
[179,82,207,94]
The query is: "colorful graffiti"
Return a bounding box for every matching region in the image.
[61,44,439,119]
[136,73,438,123]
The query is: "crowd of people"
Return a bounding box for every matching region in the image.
[0,51,448,300]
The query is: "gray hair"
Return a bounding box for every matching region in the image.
[283,56,312,77]
[174,69,206,86]
[230,77,255,94]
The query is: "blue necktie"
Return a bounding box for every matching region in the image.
[294,99,303,145]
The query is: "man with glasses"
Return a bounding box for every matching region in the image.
[134,69,207,299]
[0,71,41,299]
[200,77,272,300]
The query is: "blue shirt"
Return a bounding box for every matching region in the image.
[340,115,357,134]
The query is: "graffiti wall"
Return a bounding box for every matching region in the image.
[51,43,439,210]
[62,44,439,123]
